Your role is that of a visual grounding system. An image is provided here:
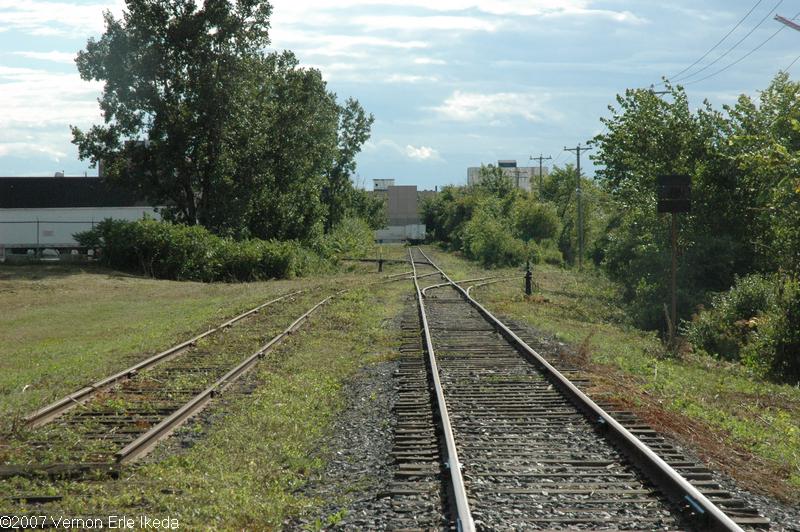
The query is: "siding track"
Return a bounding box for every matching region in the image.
[407,247,768,531]
[1,291,334,483]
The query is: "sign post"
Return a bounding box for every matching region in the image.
[657,174,691,345]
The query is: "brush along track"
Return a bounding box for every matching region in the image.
[0,291,335,484]
[407,247,768,531]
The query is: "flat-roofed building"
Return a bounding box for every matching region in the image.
[373,184,435,243]
[467,160,548,192]
[0,176,160,259]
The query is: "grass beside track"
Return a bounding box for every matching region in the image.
[424,246,800,503]
[0,259,406,435]
[1,257,409,527]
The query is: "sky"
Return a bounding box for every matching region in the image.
[1,1,799,190]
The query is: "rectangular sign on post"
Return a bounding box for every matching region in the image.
[657,174,691,213]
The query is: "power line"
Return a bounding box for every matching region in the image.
[683,10,800,86]
[674,0,784,83]
[785,52,800,71]
[669,0,766,81]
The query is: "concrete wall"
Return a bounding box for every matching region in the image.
[0,207,161,248]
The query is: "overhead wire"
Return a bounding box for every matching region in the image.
[784,52,800,71]
[669,0,766,81]
[673,0,784,83]
[682,10,800,86]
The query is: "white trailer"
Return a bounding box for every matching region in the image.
[0,207,160,249]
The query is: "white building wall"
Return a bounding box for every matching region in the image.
[0,207,161,247]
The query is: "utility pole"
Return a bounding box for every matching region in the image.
[564,144,591,270]
[775,14,800,32]
[529,154,552,193]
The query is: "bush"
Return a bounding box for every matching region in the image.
[316,217,375,259]
[514,199,561,243]
[75,219,317,281]
[685,274,800,383]
[462,203,526,268]
[533,239,564,266]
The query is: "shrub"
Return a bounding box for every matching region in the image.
[514,199,561,243]
[316,217,375,259]
[534,239,564,266]
[462,203,526,268]
[75,219,317,281]
[685,274,800,383]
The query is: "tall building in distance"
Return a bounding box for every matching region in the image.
[371,178,436,243]
[467,160,547,192]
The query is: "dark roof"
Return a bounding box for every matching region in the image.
[0,177,149,208]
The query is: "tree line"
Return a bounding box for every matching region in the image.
[423,72,799,382]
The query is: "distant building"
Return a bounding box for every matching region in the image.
[467,160,548,192]
[0,176,160,259]
[372,178,395,192]
[372,184,435,243]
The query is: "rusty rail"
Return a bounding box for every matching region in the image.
[24,291,302,428]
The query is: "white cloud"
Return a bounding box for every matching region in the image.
[270,28,429,53]
[433,90,555,122]
[0,1,124,38]
[406,145,441,161]
[386,74,438,84]
[270,1,643,22]
[353,15,501,32]
[0,65,102,160]
[11,51,76,65]
[414,57,447,65]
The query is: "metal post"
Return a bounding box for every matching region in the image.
[577,155,583,271]
[564,144,591,270]
[670,212,678,345]
[525,259,532,296]
[529,154,552,194]
[36,218,40,258]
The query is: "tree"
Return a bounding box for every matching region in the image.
[513,198,560,243]
[322,98,375,232]
[71,0,372,241]
[591,74,800,329]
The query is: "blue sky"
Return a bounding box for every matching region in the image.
[1,1,798,190]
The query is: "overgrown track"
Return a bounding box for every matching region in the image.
[0,292,334,483]
[408,247,768,531]
[24,291,303,429]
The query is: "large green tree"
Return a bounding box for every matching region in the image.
[591,74,800,329]
[72,0,373,240]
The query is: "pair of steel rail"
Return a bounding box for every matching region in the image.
[15,290,334,471]
[408,247,745,532]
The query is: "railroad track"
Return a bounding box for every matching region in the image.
[0,291,334,487]
[402,247,769,531]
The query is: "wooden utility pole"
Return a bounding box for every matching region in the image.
[670,212,677,342]
[564,144,591,270]
[529,154,552,193]
[657,174,691,346]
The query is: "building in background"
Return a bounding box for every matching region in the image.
[372,179,434,243]
[0,175,159,260]
[372,178,395,192]
[467,160,548,192]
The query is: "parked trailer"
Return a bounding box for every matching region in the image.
[375,224,426,243]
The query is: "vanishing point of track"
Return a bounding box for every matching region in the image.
[407,247,768,531]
